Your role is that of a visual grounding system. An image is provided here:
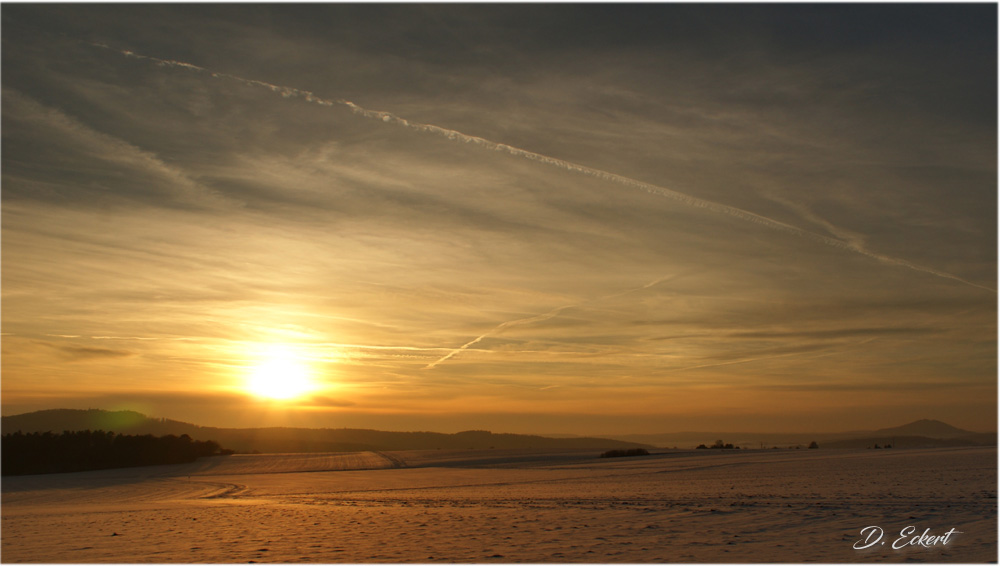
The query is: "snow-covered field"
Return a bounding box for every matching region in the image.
[2,446,995,562]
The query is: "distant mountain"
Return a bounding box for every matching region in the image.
[0,409,651,454]
[870,419,974,439]
[817,419,995,449]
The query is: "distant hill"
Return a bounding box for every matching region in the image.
[821,433,997,449]
[870,419,974,439]
[0,409,203,437]
[609,419,993,449]
[3,410,992,452]
[0,409,651,454]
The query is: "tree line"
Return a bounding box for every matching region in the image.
[696,440,740,450]
[599,448,650,458]
[1,430,232,476]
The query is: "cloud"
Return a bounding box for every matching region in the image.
[41,343,134,361]
[90,43,995,293]
[726,327,941,340]
[2,89,233,210]
[302,396,357,408]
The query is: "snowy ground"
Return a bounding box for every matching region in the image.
[2,446,995,562]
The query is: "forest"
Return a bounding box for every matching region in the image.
[1,430,231,476]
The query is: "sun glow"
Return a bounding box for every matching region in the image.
[245,346,316,401]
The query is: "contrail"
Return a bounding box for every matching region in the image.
[91,43,995,294]
[424,273,681,369]
[424,304,577,370]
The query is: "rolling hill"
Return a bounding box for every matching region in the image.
[870,419,976,439]
[0,409,652,454]
[607,419,994,449]
[2,410,993,452]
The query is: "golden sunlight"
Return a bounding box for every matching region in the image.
[245,346,316,401]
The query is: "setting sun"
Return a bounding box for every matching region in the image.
[245,346,316,401]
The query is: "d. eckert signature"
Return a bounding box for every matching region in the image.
[853,526,962,550]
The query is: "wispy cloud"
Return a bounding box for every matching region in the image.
[42,343,134,361]
[90,43,995,293]
[726,327,940,340]
[2,89,234,210]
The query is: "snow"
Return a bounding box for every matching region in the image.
[2,446,995,562]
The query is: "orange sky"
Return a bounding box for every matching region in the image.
[2,5,996,434]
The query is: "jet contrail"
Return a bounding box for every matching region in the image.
[92,43,995,294]
[424,273,682,369]
[424,304,576,370]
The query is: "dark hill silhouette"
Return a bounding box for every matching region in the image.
[1,408,203,437]
[1,410,651,454]
[870,419,974,439]
[1,430,228,476]
[5,410,992,452]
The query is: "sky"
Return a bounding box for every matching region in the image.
[2,4,996,435]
